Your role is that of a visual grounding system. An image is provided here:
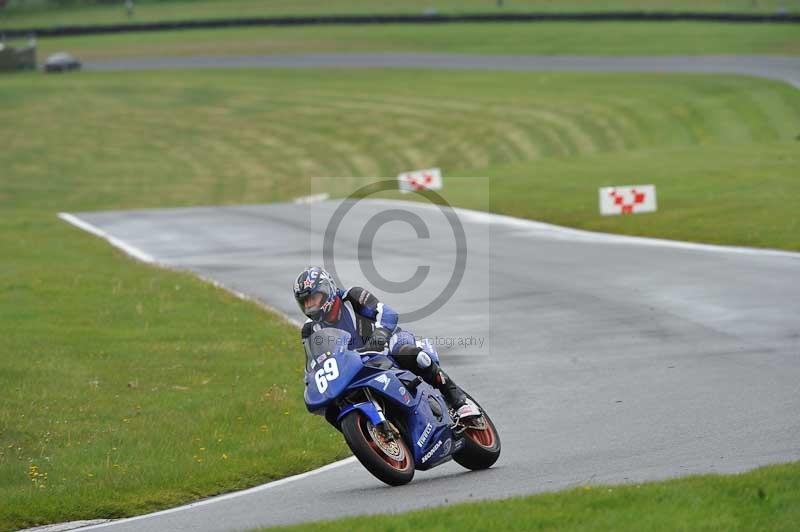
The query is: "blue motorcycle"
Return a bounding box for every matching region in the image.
[304,328,501,486]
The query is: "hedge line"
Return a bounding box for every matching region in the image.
[2,11,799,39]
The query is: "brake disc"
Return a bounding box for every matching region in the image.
[367,422,405,461]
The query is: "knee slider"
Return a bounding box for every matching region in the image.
[416,351,432,369]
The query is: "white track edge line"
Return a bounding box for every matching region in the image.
[72,457,358,531]
[57,212,304,328]
[58,213,156,264]
[365,200,800,259]
[63,203,800,261]
[56,212,350,530]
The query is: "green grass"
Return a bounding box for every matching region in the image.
[28,21,800,61]
[3,69,799,247]
[458,144,800,249]
[0,212,351,531]
[264,461,800,531]
[2,0,797,30]
[2,67,799,530]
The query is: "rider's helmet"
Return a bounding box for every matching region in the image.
[293,266,340,321]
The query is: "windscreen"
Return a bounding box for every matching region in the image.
[304,328,351,371]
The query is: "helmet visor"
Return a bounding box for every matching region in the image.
[296,277,334,318]
[298,292,325,317]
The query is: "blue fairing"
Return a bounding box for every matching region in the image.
[350,369,419,407]
[403,386,464,469]
[303,328,463,470]
[337,401,383,426]
[304,350,364,412]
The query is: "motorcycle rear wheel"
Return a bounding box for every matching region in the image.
[341,411,415,486]
[452,393,501,470]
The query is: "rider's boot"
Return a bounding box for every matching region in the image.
[420,361,481,420]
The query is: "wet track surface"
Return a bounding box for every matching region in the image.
[83,53,800,88]
[64,200,800,531]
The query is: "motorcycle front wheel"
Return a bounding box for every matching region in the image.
[341,411,415,486]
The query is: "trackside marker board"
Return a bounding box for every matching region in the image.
[398,168,443,193]
[599,184,657,215]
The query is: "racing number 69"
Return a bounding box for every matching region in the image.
[314,358,340,393]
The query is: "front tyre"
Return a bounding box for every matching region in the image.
[341,411,415,486]
[452,394,501,470]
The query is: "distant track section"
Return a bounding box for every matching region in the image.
[2,11,799,38]
[82,53,800,90]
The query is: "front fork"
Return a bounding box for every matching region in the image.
[335,389,398,442]
[364,388,397,442]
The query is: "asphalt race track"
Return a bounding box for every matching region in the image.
[83,53,800,88]
[63,199,800,531]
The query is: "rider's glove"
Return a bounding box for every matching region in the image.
[301,321,316,340]
[365,327,391,351]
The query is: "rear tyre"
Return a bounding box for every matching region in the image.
[452,393,501,470]
[341,411,415,486]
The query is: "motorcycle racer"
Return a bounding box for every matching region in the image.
[293,266,479,419]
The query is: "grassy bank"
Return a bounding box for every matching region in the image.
[3,69,798,247]
[27,21,800,61]
[2,67,798,529]
[265,461,800,531]
[2,0,797,30]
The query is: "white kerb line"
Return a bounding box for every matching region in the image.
[58,213,155,264]
[57,212,304,328]
[72,457,357,531]
[56,212,352,531]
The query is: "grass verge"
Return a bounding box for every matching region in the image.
[28,21,800,61]
[0,210,350,531]
[264,461,800,531]
[2,0,797,30]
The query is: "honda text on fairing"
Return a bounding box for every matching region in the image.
[303,328,500,485]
